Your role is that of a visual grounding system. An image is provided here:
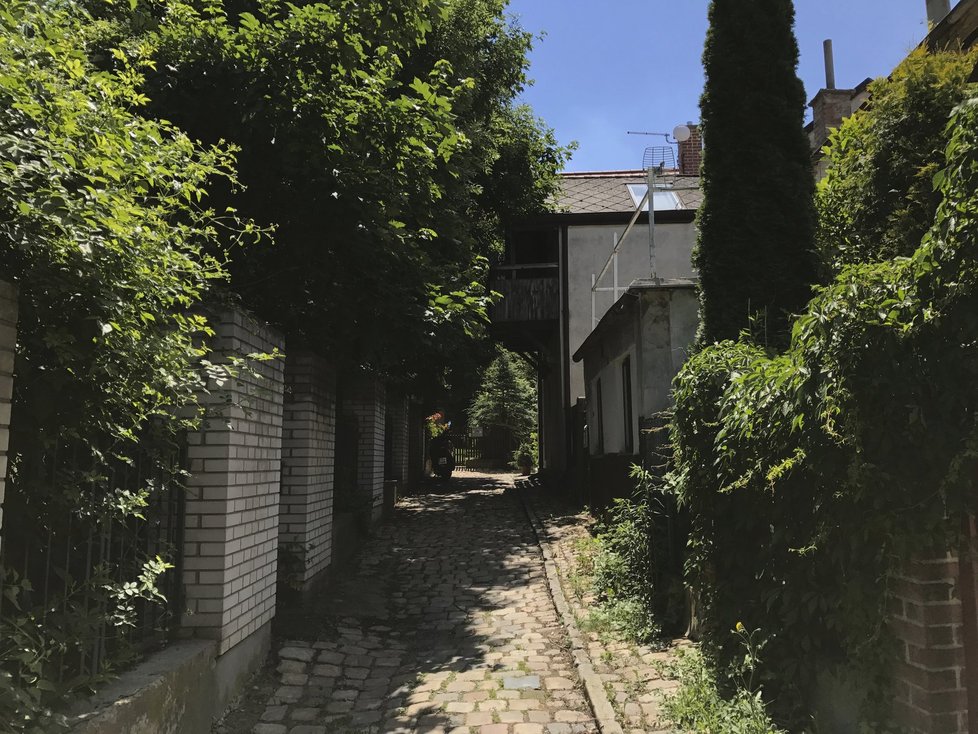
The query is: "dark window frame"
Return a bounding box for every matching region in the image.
[595,378,604,455]
[621,357,633,454]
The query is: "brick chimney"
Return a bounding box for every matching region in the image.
[926,0,951,26]
[809,88,854,152]
[677,123,702,175]
[808,39,855,154]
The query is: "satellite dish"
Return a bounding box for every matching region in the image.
[673,124,692,143]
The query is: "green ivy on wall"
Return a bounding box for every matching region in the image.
[670,70,978,727]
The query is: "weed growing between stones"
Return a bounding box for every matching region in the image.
[659,627,784,734]
[569,466,689,645]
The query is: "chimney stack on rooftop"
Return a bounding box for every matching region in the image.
[677,123,702,176]
[927,0,952,26]
[823,39,836,89]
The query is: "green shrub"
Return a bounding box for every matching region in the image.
[670,88,978,727]
[817,47,978,273]
[661,643,785,734]
[0,1,248,727]
[511,431,538,470]
[580,466,690,644]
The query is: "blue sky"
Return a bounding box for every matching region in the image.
[506,0,934,171]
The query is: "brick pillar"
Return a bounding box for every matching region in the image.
[387,393,411,484]
[182,309,285,654]
[889,552,970,732]
[0,281,16,551]
[343,376,386,522]
[280,352,336,587]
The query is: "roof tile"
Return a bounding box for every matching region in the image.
[556,170,701,215]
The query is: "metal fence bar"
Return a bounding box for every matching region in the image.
[0,434,187,686]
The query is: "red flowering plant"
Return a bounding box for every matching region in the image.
[425,411,450,438]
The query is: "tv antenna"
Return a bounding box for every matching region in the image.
[627,126,692,171]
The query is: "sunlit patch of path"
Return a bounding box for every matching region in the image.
[216,472,596,734]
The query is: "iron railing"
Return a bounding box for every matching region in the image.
[0,436,186,685]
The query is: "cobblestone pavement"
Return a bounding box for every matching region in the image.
[522,490,682,734]
[217,472,597,734]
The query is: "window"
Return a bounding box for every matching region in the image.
[595,379,604,455]
[626,184,682,211]
[621,357,633,454]
[507,228,559,265]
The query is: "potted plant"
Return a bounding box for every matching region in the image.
[513,433,537,475]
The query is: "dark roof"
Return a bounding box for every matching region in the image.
[572,278,698,363]
[556,170,702,215]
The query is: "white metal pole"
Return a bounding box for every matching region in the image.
[591,273,596,329]
[648,164,658,281]
[593,188,648,288]
[613,242,619,302]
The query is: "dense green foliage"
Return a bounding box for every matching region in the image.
[0,0,568,726]
[0,1,246,728]
[662,644,784,734]
[92,0,570,390]
[817,48,978,273]
[670,87,978,726]
[695,0,816,346]
[467,347,535,443]
[580,468,667,643]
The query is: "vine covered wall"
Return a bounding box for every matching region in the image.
[670,80,978,726]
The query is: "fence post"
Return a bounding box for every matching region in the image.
[889,549,972,732]
[0,281,16,553]
[279,352,336,588]
[342,375,387,522]
[387,392,410,484]
[180,308,285,665]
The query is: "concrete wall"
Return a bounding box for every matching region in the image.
[0,281,16,551]
[181,309,285,655]
[71,641,218,734]
[638,287,698,418]
[566,221,696,405]
[280,352,336,587]
[581,286,698,457]
[590,344,637,456]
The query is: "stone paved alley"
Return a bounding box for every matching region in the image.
[216,473,599,734]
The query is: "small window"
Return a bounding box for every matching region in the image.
[621,358,633,454]
[595,379,604,455]
[626,184,682,211]
[507,228,559,265]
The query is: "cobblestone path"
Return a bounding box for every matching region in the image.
[524,491,681,734]
[218,472,597,734]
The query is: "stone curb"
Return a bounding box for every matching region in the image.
[515,483,625,734]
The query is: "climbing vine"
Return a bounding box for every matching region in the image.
[670,86,978,726]
[0,2,250,728]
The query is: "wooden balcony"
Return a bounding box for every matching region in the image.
[489,265,559,323]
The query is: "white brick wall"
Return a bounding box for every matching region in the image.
[181,309,285,654]
[344,376,386,520]
[280,352,335,586]
[0,281,16,551]
[387,393,410,484]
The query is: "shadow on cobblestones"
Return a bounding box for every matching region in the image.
[217,471,595,734]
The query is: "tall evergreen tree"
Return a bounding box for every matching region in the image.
[467,348,536,443]
[695,0,816,346]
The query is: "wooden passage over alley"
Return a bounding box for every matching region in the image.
[490,267,559,323]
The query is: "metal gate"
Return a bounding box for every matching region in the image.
[433,429,517,471]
